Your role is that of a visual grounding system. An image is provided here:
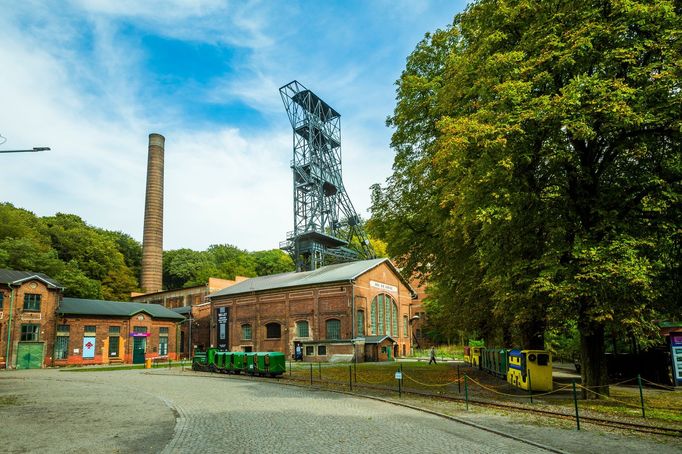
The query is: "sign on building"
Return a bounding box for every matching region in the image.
[370,280,398,294]
[671,332,682,386]
[82,337,96,359]
[216,307,229,350]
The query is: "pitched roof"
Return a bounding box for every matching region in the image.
[361,335,397,344]
[208,258,415,299]
[0,269,63,289]
[59,298,184,320]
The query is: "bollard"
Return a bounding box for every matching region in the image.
[349,365,353,391]
[464,374,469,411]
[572,380,580,431]
[310,363,313,386]
[289,360,292,376]
[637,374,646,418]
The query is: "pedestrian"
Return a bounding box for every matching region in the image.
[295,344,302,361]
[429,346,437,365]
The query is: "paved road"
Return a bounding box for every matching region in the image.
[0,368,553,453]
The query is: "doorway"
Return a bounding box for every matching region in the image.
[133,337,146,364]
[17,342,43,369]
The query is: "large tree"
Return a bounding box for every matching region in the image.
[370,0,681,397]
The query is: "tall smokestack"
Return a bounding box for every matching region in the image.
[141,133,164,293]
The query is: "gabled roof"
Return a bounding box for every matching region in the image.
[171,306,192,315]
[208,258,415,299]
[361,335,397,344]
[0,269,63,289]
[59,298,184,320]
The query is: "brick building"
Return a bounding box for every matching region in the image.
[208,258,416,362]
[408,278,432,351]
[131,277,247,357]
[0,270,63,369]
[56,298,184,365]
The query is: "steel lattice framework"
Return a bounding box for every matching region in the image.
[279,80,375,271]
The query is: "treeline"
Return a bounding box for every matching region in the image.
[0,203,294,300]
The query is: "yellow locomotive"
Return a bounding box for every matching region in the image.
[507,349,553,392]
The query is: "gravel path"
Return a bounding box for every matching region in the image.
[0,368,679,453]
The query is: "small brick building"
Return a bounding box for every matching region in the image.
[56,298,184,365]
[0,270,63,369]
[208,258,416,362]
[131,277,247,357]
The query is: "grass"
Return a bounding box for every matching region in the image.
[59,360,190,373]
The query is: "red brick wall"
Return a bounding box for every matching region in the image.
[0,280,60,368]
[52,313,179,366]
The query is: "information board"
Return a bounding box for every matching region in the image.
[216,307,229,350]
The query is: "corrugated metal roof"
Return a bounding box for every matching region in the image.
[171,306,192,315]
[208,258,415,299]
[0,269,63,288]
[362,335,397,344]
[59,298,184,320]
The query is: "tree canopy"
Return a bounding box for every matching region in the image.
[0,203,296,299]
[370,0,681,396]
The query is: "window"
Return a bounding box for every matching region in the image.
[296,321,309,337]
[84,325,96,335]
[133,326,147,334]
[326,319,341,340]
[242,324,252,340]
[403,315,408,337]
[305,345,314,355]
[371,294,398,337]
[357,310,364,336]
[317,345,327,356]
[266,323,281,339]
[23,294,41,312]
[55,325,69,360]
[0,292,4,310]
[109,326,120,357]
[392,303,398,336]
[20,324,39,341]
[159,327,169,356]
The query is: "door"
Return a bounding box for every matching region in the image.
[133,337,146,364]
[109,336,119,357]
[17,343,44,369]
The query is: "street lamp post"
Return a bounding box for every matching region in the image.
[0,147,50,153]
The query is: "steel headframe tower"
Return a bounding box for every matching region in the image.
[279,80,375,271]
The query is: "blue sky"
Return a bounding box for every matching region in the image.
[0,0,467,251]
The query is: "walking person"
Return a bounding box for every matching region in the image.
[429,346,437,365]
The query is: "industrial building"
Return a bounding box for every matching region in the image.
[0,268,184,368]
[208,258,416,362]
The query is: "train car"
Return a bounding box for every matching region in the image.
[507,349,553,392]
[481,347,509,378]
[192,350,208,371]
[464,346,482,367]
[191,349,285,378]
[254,352,286,377]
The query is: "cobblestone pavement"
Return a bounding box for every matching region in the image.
[0,368,679,454]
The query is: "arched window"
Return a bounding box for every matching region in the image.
[296,320,309,337]
[266,323,281,339]
[326,319,341,340]
[370,294,398,336]
[403,315,408,337]
[357,310,364,336]
[241,324,252,340]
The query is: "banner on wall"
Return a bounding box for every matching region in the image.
[82,337,96,359]
[216,307,229,350]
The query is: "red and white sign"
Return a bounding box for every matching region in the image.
[82,336,96,359]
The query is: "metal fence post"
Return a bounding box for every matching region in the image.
[637,374,646,418]
[572,380,580,431]
[318,361,322,380]
[528,369,533,404]
[457,365,461,394]
[464,374,469,411]
[349,365,353,392]
[310,363,313,386]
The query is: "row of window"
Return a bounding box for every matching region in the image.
[0,293,42,312]
[237,294,410,341]
[53,325,169,359]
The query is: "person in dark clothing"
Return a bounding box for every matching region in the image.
[429,346,437,365]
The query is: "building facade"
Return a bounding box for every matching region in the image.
[208,259,416,362]
[0,270,63,369]
[131,277,247,357]
[56,298,184,365]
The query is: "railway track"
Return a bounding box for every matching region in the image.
[278,375,682,438]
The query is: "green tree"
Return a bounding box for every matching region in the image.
[371,0,681,397]
[252,249,295,276]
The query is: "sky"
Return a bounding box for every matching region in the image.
[0,0,466,252]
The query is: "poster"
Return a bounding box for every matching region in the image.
[671,332,682,386]
[216,307,229,350]
[83,337,96,359]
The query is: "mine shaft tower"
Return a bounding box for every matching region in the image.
[279,80,375,271]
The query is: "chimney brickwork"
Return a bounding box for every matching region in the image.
[141,133,165,293]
